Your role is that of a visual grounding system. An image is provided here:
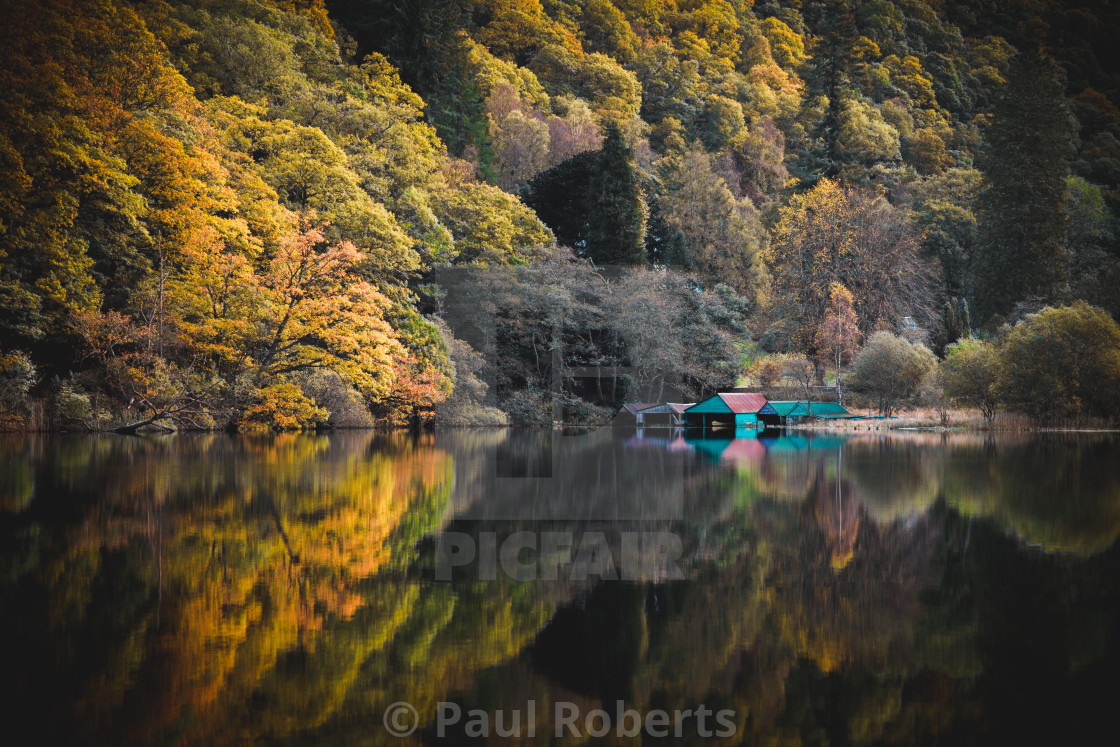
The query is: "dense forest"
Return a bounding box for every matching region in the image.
[3,0,1120,429]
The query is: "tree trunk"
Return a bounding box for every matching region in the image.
[113,415,175,434]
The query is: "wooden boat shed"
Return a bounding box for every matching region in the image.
[635,402,695,427]
[802,402,856,420]
[684,393,780,429]
[768,401,856,424]
[768,401,810,424]
[613,402,658,426]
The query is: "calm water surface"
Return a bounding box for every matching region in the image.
[1,429,1118,745]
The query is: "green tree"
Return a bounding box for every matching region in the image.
[995,302,1120,421]
[1066,175,1120,321]
[910,169,982,300]
[971,49,1076,322]
[521,150,598,251]
[941,337,999,422]
[933,296,972,356]
[585,123,646,266]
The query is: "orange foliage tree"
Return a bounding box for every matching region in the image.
[815,283,861,403]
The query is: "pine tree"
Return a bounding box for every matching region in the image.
[795,0,859,183]
[934,297,971,356]
[971,48,1076,323]
[522,150,598,251]
[586,123,646,266]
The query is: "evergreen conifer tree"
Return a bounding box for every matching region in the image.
[795,0,859,183]
[586,123,646,265]
[971,48,1076,322]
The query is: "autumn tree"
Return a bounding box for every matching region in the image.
[746,353,797,390]
[431,179,553,266]
[69,310,222,432]
[656,145,769,302]
[782,354,817,413]
[766,179,934,357]
[473,0,571,66]
[814,283,861,404]
[487,84,550,191]
[254,223,401,403]
[431,319,506,426]
[581,0,641,63]
[0,350,36,428]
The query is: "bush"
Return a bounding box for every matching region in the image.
[941,337,1000,421]
[995,302,1120,421]
[48,377,113,431]
[759,324,793,353]
[745,353,796,388]
[433,322,507,427]
[849,332,936,417]
[500,388,554,426]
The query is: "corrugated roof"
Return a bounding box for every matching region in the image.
[804,402,854,418]
[715,392,770,414]
[685,392,772,415]
[621,403,658,415]
[769,401,812,417]
[640,402,696,414]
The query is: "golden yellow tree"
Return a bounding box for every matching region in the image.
[255,222,402,402]
[765,179,933,356]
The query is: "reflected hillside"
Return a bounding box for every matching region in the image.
[0,433,551,746]
[432,432,1120,746]
[1,430,1119,745]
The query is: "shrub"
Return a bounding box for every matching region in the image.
[995,302,1120,421]
[849,331,936,417]
[941,337,1000,421]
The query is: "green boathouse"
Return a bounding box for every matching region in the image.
[684,393,779,429]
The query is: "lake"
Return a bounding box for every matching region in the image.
[1,429,1118,745]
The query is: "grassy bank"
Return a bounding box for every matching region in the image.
[789,407,1119,432]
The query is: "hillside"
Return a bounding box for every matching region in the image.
[2,0,1119,429]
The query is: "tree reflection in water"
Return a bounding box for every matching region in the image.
[0,430,1117,745]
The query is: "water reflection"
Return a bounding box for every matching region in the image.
[0,430,1117,745]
